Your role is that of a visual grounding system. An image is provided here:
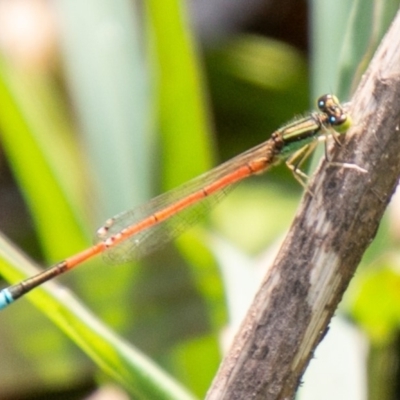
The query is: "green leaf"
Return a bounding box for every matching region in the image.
[0,232,197,400]
[146,0,214,191]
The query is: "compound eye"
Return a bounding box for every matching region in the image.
[329,115,337,125]
[317,95,328,111]
[317,94,340,112]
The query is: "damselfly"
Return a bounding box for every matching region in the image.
[0,94,356,310]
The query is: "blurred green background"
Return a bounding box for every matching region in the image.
[0,0,399,399]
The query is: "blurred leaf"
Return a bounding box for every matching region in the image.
[146,0,214,191]
[0,59,89,260]
[54,0,153,337]
[144,2,223,396]
[170,333,220,396]
[310,0,353,99]
[215,35,307,91]
[337,0,400,98]
[348,256,400,343]
[211,182,299,254]
[206,35,309,162]
[0,232,197,400]
[56,0,153,215]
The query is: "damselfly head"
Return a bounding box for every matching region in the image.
[317,94,352,133]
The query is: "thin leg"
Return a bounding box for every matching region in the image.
[323,128,367,173]
[286,141,318,189]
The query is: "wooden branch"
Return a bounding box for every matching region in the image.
[206,9,400,400]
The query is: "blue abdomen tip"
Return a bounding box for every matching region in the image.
[0,289,14,310]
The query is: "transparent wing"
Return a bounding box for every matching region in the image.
[95,164,237,263]
[95,138,276,264]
